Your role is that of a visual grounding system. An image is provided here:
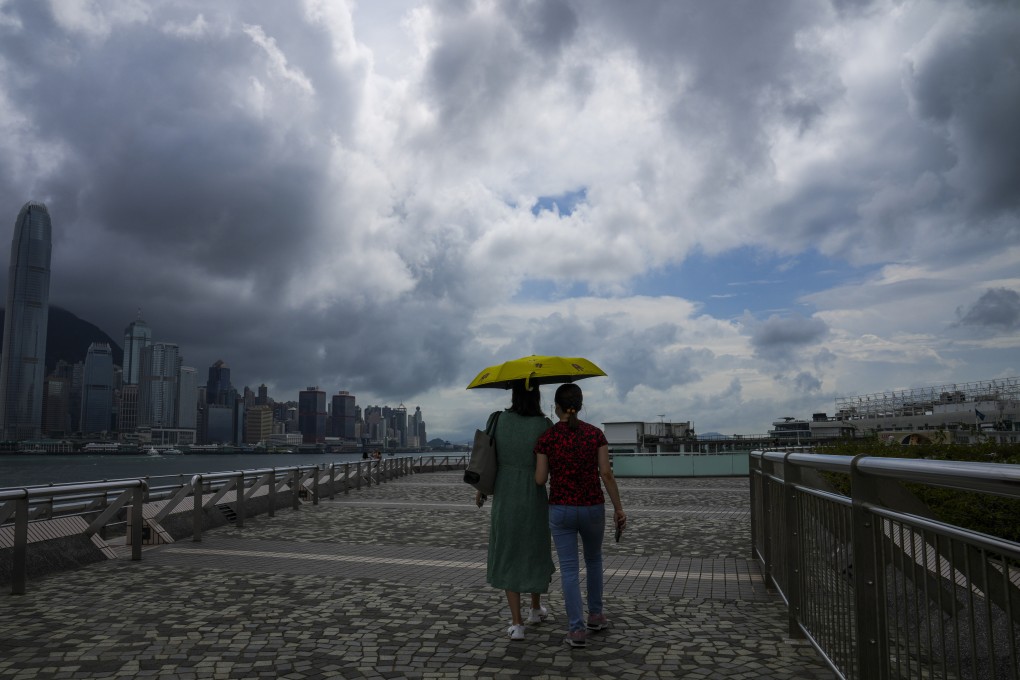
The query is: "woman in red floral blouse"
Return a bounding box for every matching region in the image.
[534,383,626,648]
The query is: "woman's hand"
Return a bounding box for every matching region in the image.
[475,491,487,508]
[614,508,627,531]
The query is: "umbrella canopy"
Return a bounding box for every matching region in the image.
[466,355,607,390]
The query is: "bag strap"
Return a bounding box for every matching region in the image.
[485,410,501,436]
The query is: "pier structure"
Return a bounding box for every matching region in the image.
[0,461,830,679]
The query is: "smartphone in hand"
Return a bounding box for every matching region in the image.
[615,518,623,543]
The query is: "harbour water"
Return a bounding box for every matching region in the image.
[0,452,414,488]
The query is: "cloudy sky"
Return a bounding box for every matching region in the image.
[1,0,1017,442]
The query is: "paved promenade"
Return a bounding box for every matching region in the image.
[0,472,832,679]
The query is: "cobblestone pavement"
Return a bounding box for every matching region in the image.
[0,472,833,679]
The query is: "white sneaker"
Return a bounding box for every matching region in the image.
[526,606,548,624]
[507,624,526,640]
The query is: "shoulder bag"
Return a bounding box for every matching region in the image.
[464,410,500,495]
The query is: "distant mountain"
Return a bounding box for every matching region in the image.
[0,305,123,374]
[698,432,732,440]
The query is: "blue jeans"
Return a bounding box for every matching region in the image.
[549,504,605,632]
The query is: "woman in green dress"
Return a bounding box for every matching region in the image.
[475,381,555,640]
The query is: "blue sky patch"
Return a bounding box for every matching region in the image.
[531,187,588,216]
[633,246,879,320]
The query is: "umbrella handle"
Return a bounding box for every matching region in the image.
[525,373,534,391]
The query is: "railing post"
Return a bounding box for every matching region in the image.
[268,469,277,517]
[235,472,245,529]
[192,474,204,542]
[292,469,300,510]
[850,455,889,680]
[783,453,804,639]
[131,483,144,561]
[749,453,759,560]
[329,463,336,500]
[356,462,362,490]
[367,461,373,487]
[344,463,350,495]
[312,466,320,506]
[11,492,28,595]
[760,455,775,589]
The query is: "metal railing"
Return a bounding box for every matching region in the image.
[1,455,467,595]
[750,450,1020,680]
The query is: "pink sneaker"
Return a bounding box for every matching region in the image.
[565,629,587,647]
[586,612,609,631]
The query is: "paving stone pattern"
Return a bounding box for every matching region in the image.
[0,473,834,679]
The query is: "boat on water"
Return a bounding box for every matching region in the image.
[161,448,183,455]
[145,447,160,457]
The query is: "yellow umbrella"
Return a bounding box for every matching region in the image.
[466,355,607,390]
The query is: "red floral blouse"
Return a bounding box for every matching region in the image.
[534,420,607,506]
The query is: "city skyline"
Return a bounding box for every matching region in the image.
[0,2,1016,443]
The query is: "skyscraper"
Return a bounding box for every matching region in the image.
[298,387,327,444]
[122,316,152,385]
[80,342,114,434]
[177,366,198,429]
[331,390,356,439]
[0,202,52,440]
[139,342,180,428]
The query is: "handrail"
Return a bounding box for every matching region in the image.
[750,450,1020,680]
[3,456,468,595]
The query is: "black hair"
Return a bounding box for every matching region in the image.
[554,383,583,429]
[509,381,544,417]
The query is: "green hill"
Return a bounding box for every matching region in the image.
[0,305,123,373]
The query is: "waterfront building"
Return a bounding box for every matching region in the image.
[604,420,695,453]
[411,406,426,448]
[830,377,1020,444]
[244,404,273,444]
[138,343,181,428]
[206,360,232,404]
[0,202,52,440]
[42,374,71,437]
[205,404,234,444]
[331,391,356,439]
[118,384,139,432]
[298,387,327,444]
[394,404,408,447]
[80,342,114,435]
[122,316,151,385]
[177,366,198,429]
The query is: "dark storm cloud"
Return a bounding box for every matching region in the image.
[903,5,1020,217]
[749,314,829,364]
[0,0,474,405]
[955,288,1020,330]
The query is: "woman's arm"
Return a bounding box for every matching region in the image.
[535,453,549,485]
[597,444,626,529]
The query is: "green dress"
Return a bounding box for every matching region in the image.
[486,411,556,593]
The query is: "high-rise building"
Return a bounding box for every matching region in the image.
[122,316,151,385]
[394,403,408,447]
[80,342,114,434]
[244,404,273,445]
[331,391,356,439]
[256,384,269,406]
[139,343,180,428]
[206,360,232,404]
[42,374,71,437]
[177,366,198,429]
[298,387,326,444]
[118,384,139,432]
[0,202,52,440]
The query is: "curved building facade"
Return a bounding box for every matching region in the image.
[0,202,52,441]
